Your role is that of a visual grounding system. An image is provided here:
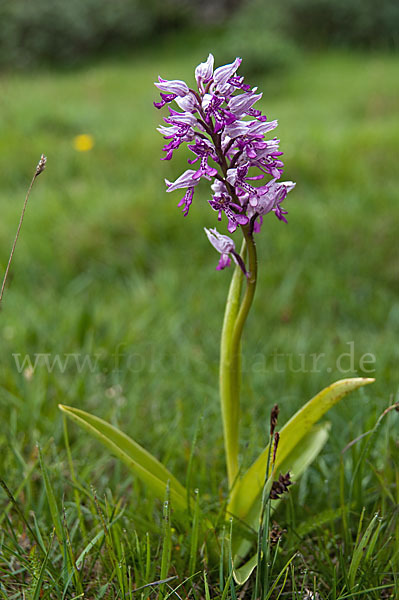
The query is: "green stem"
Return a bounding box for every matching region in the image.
[220,226,258,489]
[231,225,258,361]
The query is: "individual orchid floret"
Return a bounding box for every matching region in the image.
[209,181,249,233]
[154,77,190,97]
[154,78,194,110]
[165,169,202,216]
[158,110,198,160]
[202,94,237,133]
[227,90,263,118]
[213,57,242,94]
[248,119,278,137]
[204,228,247,275]
[226,164,268,208]
[174,95,198,112]
[224,119,252,139]
[187,138,218,180]
[248,179,296,231]
[165,169,202,192]
[247,139,285,178]
[257,179,296,220]
[195,53,214,92]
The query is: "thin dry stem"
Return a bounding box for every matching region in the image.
[0,154,47,304]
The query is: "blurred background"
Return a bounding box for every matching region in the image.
[0,0,398,489]
[0,0,398,68]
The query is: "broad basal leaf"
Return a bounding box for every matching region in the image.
[59,404,187,512]
[228,378,374,523]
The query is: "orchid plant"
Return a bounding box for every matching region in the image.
[60,54,374,579]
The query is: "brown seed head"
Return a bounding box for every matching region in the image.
[35,154,47,177]
[269,471,293,500]
[272,431,280,463]
[269,521,287,546]
[270,403,279,435]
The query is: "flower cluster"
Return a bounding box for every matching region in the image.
[154,54,295,272]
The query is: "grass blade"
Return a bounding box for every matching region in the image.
[189,489,200,575]
[160,483,172,596]
[348,512,380,590]
[37,445,63,544]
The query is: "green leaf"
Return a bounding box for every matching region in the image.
[59,404,187,512]
[228,378,374,523]
[232,553,258,585]
[233,549,296,588]
[276,422,330,483]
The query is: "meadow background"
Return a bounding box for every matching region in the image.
[0,0,398,597]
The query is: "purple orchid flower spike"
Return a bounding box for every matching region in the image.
[154,52,295,270]
[204,228,248,275]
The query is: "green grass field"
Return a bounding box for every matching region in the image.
[0,44,398,598]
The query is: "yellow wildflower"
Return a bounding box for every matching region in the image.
[73,134,94,152]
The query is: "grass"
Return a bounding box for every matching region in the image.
[0,39,398,598]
